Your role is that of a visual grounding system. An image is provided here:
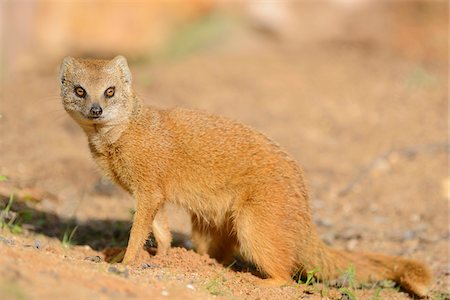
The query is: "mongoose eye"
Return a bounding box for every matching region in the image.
[104,87,115,98]
[74,86,86,98]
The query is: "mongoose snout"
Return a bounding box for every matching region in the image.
[89,104,103,117]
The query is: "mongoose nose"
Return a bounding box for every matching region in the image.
[90,104,103,117]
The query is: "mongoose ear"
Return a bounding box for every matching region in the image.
[60,56,75,84]
[111,55,132,84]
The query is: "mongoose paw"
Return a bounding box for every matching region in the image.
[124,249,153,267]
[103,247,153,266]
[256,278,293,287]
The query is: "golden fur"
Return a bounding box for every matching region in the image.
[60,56,432,297]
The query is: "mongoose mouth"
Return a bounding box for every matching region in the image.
[85,115,104,122]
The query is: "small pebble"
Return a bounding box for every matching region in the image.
[315,218,333,228]
[155,272,164,281]
[337,228,362,240]
[445,264,450,276]
[108,266,129,278]
[94,177,118,196]
[182,240,193,250]
[85,256,102,263]
[402,230,415,241]
[145,238,157,248]
[340,293,352,300]
[378,280,396,288]
[49,270,59,278]
[410,214,421,222]
[345,238,358,251]
[321,232,335,245]
[141,263,160,269]
[0,236,14,245]
[161,290,169,297]
[186,284,194,290]
[34,239,41,250]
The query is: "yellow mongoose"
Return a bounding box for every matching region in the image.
[60,56,431,297]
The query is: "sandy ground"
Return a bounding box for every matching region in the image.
[0,2,448,299]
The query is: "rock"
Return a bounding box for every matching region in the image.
[336,228,362,241]
[155,271,164,281]
[378,280,396,288]
[402,230,415,241]
[181,239,193,250]
[444,264,450,276]
[315,218,333,228]
[345,239,358,251]
[0,236,14,245]
[94,177,118,196]
[108,266,129,278]
[34,239,41,250]
[414,223,428,232]
[44,270,60,279]
[409,214,421,222]
[145,238,157,248]
[85,256,102,263]
[340,293,352,300]
[141,263,160,269]
[321,232,336,245]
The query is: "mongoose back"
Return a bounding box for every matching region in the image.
[60,56,432,297]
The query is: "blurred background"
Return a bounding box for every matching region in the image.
[0,0,448,298]
[1,0,447,76]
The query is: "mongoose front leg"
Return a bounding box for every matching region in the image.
[122,190,163,265]
[152,204,172,256]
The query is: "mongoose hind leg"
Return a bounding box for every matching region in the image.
[191,214,212,255]
[152,205,172,256]
[191,214,237,266]
[234,192,297,285]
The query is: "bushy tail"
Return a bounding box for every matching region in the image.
[298,243,432,297]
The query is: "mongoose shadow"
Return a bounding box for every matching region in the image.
[0,193,431,296]
[0,194,186,251]
[0,192,262,275]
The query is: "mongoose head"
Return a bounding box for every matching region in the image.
[60,56,134,127]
